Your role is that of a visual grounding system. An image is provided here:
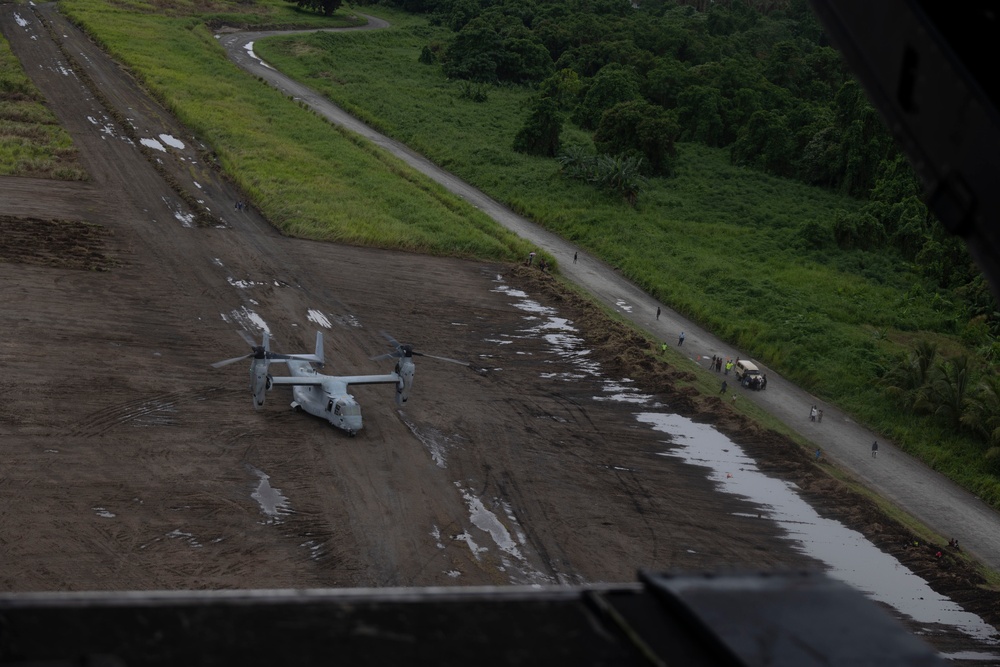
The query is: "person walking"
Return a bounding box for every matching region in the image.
[817,409,823,423]
[815,448,822,461]
[809,406,817,422]
[678,331,685,346]
[871,440,879,458]
[661,342,667,355]
[656,306,661,320]
[716,357,723,372]
[573,251,578,263]
[720,380,728,394]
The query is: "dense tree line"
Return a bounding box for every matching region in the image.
[395,0,911,196]
[420,0,997,308]
[356,0,1000,451]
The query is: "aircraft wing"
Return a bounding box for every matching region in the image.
[337,374,399,387]
[267,374,399,388]
[268,376,325,387]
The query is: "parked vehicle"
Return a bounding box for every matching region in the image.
[735,360,761,382]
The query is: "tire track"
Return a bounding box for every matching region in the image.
[66,387,225,437]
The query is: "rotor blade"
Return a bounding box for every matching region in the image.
[380,331,402,349]
[370,352,401,361]
[237,330,258,347]
[211,352,252,368]
[417,352,470,367]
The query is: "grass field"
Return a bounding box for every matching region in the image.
[50,0,1000,507]
[57,0,533,262]
[0,27,85,179]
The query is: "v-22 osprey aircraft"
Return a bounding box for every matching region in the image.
[212,330,466,436]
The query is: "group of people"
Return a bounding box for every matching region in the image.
[809,405,824,422]
[710,355,732,374]
[743,374,766,390]
[525,251,548,271]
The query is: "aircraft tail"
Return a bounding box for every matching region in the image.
[313,330,325,366]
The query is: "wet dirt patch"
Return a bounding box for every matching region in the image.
[0,214,117,271]
[506,264,1000,651]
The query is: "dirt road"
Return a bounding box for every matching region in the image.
[219,20,1000,576]
[1,3,998,660]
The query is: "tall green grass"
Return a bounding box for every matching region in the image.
[0,31,85,179]
[57,0,532,261]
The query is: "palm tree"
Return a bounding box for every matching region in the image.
[962,374,1000,447]
[920,355,974,430]
[881,340,937,410]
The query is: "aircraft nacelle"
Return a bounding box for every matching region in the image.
[395,358,415,404]
[249,358,271,409]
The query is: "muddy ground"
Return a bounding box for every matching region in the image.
[0,2,998,660]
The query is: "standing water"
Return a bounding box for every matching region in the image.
[636,412,999,647]
[492,276,1000,655]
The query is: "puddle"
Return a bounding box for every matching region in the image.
[636,412,999,645]
[228,277,265,289]
[141,137,166,152]
[247,465,291,523]
[166,528,203,548]
[614,299,633,313]
[430,525,445,549]
[596,379,658,404]
[454,483,556,585]
[453,530,486,560]
[402,418,450,468]
[334,314,361,328]
[221,307,270,334]
[159,134,185,150]
[299,538,323,561]
[160,196,194,227]
[459,485,522,561]
[86,114,122,141]
[307,308,332,328]
[243,41,274,70]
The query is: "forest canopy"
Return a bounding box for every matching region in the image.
[380,0,991,314]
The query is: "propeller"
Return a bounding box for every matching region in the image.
[372,331,470,366]
[211,352,254,369]
[211,330,310,368]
